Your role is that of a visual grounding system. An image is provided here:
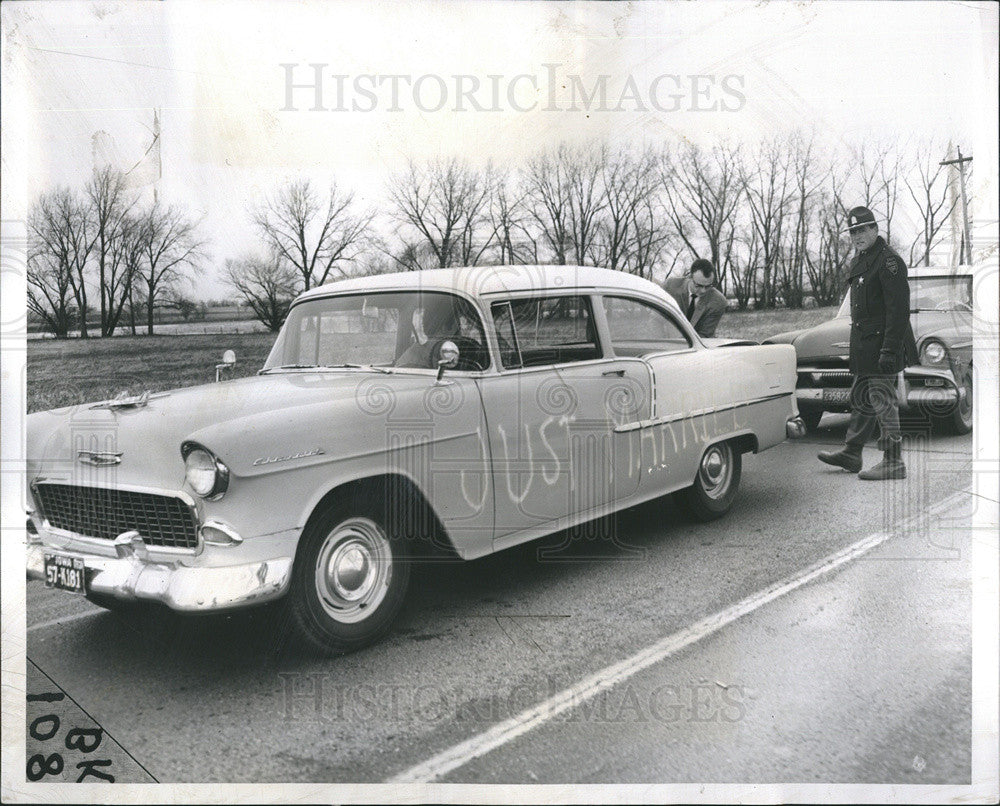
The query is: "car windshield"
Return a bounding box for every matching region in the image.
[836,275,972,317]
[263,291,488,372]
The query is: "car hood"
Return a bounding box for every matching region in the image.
[909,310,969,345]
[788,317,852,362]
[780,310,967,365]
[26,370,434,490]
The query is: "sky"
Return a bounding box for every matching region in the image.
[2,0,998,298]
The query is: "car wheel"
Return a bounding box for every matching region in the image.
[674,440,742,522]
[935,367,973,436]
[799,410,823,432]
[288,498,410,656]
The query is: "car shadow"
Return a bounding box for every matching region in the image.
[802,411,962,447]
[28,494,698,671]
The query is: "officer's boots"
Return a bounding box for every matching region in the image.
[817,444,863,473]
[858,437,906,481]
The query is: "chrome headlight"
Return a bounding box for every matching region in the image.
[181,442,230,499]
[919,339,947,366]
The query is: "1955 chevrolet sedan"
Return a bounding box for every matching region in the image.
[27,265,804,654]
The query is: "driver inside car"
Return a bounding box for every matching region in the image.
[395,299,462,369]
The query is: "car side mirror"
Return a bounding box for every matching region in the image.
[216,349,237,382]
[436,340,459,382]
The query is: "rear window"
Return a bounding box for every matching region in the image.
[601,295,691,356]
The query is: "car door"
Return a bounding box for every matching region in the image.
[479,294,650,551]
[597,293,706,495]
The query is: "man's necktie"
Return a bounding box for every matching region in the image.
[686,294,696,319]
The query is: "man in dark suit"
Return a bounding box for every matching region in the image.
[818,206,918,480]
[663,258,728,338]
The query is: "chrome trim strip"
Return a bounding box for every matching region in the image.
[613,391,792,433]
[30,478,198,507]
[35,522,201,557]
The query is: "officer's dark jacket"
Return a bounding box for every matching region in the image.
[847,236,919,375]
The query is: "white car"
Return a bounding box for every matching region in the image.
[27,265,803,654]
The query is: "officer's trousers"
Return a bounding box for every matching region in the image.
[845,374,901,450]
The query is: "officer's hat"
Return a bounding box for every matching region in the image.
[842,206,879,233]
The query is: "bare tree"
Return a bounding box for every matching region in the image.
[485,171,537,265]
[85,166,134,336]
[626,190,673,280]
[102,212,147,336]
[808,172,852,307]
[224,253,299,332]
[522,143,607,266]
[848,138,904,245]
[593,148,658,273]
[523,147,572,264]
[905,141,959,266]
[29,188,94,337]
[659,142,743,292]
[386,158,494,268]
[137,203,203,334]
[252,178,372,290]
[27,210,76,338]
[565,144,607,265]
[779,134,824,308]
[728,232,759,311]
[740,138,796,308]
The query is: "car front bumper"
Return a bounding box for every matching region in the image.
[26,532,294,612]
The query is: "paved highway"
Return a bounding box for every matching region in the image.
[24,416,975,785]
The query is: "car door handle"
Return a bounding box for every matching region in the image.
[602,369,625,377]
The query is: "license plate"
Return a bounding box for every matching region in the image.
[822,388,852,404]
[43,554,86,594]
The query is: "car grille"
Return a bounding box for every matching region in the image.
[32,483,199,549]
[797,369,855,388]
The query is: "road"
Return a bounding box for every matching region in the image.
[24,416,974,785]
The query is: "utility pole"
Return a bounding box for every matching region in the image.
[940,147,973,263]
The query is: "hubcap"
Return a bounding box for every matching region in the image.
[958,372,973,425]
[314,517,392,623]
[698,444,733,500]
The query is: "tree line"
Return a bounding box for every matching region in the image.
[28,167,203,337]
[29,133,963,336]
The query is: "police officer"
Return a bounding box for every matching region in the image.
[818,206,918,480]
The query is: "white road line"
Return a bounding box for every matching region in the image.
[388,490,968,784]
[28,608,104,633]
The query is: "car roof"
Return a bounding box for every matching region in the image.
[297,265,677,305]
[909,265,974,279]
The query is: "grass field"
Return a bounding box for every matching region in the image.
[25,307,838,413]
[27,332,277,413]
[715,305,839,342]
